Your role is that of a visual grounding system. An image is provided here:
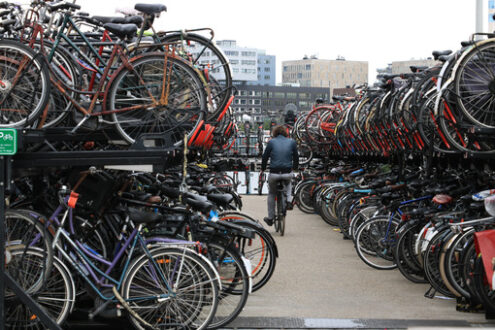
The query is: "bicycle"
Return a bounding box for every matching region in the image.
[274,179,290,236]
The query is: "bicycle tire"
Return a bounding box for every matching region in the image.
[0,39,50,127]
[122,246,218,330]
[453,40,495,128]
[218,213,277,291]
[5,249,75,329]
[354,216,400,270]
[207,242,249,329]
[159,32,233,120]
[107,52,206,146]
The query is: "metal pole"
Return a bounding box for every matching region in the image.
[476,0,486,40]
[0,156,4,330]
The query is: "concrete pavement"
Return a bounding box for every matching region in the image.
[228,195,494,327]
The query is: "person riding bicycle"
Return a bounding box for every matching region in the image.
[261,125,299,226]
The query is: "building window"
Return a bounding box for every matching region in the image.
[264,75,270,80]
[283,66,289,72]
[297,73,302,79]
[264,67,270,72]
[286,92,297,99]
[253,99,261,105]
[233,68,239,73]
[240,90,249,96]
[264,59,270,64]
[305,64,311,70]
[241,51,256,57]
[241,60,256,65]
[230,60,239,65]
[274,92,285,98]
[225,51,239,56]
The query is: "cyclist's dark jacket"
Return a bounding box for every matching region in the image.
[261,135,299,172]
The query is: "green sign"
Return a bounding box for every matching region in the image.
[0,129,17,155]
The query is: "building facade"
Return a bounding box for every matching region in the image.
[390,59,439,74]
[250,52,276,86]
[232,85,329,125]
[213,40,276,85]
[282,57,368,96]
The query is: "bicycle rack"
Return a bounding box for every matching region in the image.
[1,128,184,329]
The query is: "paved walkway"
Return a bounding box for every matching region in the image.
[227,195,494,328]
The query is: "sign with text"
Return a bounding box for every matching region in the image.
[0,129,17,155]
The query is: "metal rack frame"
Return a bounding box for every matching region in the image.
[0,128,183,329]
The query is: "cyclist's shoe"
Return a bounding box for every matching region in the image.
[263,217,273,226]
[286,202,294,211]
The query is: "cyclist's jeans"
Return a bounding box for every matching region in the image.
[267,173,292,219]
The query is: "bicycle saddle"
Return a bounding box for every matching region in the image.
[432,50,452,60]
[92,16,126,24]
[207,193,233,207]
[134,3,167,15]
[46,2,81,12]
[183,197,214,214]
[103,23,137,40]
[128,207,163,224]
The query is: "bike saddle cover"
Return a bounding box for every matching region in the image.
[472,189,495,202]
[432,194,453,205]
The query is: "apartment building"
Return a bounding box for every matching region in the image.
[282,56,368,96]
[213,40,276,85]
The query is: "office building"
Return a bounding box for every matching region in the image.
[282,56,368,96]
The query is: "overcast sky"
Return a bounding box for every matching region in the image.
[70,1,480,83]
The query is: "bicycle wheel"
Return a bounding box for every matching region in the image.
[0,39,50,127]
[454,40,495,128]
[423,228,456,298]
[349,205,378,242]
[5,209,53,293]
[294,181,316,214]
[394,222,427,283]
[354,216,400,270]
[159,32,233,119]
[207,242,249,329]
[122,247,218,330]
[444,229,475,299]
[5,249,75,329]
[107,53,206,146]
[219,213,278,292]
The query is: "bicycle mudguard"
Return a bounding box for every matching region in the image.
[474,229,495,290]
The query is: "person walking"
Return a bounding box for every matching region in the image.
[261,125,299,226]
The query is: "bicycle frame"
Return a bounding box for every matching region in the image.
[47,202,175,302]
[22,8,171,130]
